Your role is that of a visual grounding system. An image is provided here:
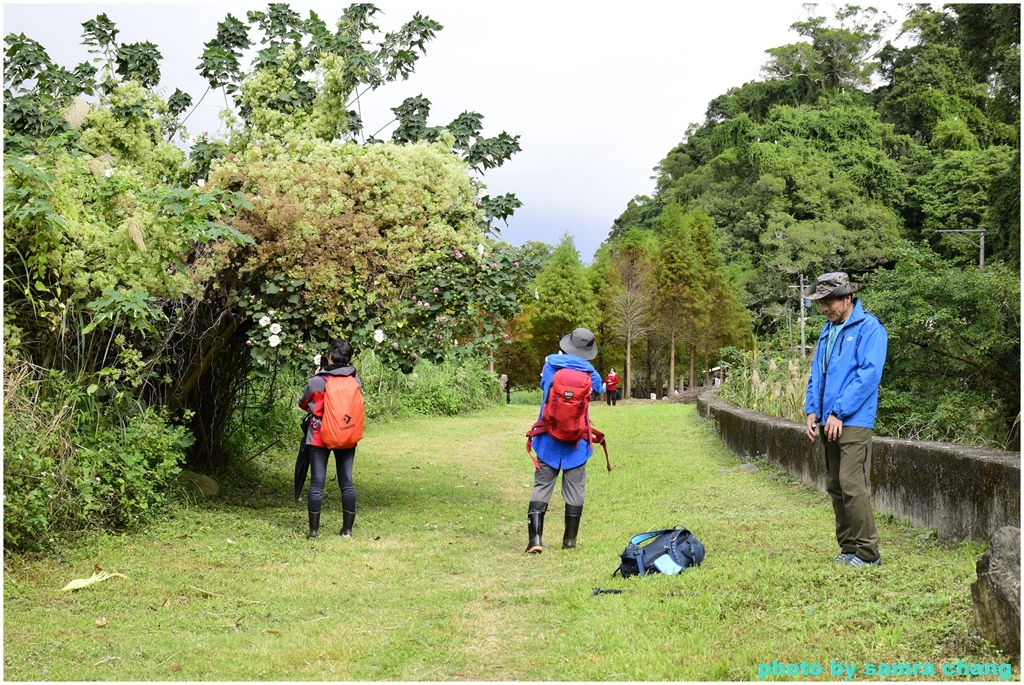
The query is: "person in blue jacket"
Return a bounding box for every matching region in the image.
[526,328,605,554]
[803,272,888,567]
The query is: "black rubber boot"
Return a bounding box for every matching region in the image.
[526,501,547,554]
[307,510,321,539]
[562,504,583,549]
[340,510,355,537]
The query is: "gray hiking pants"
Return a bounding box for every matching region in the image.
[530,462,586,507]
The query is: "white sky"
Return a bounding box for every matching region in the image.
[2,1,911,262]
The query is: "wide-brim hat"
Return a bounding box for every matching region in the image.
[559,327,598,360]
[802,272,865,300]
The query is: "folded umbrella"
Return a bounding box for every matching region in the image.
[293,414,312,501]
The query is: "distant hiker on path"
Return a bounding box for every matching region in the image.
[803,272,888,568]
[524,328,606,554]
[605,367,620,406]
[299,339,365,539]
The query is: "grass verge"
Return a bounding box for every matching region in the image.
[3,403,1014,680]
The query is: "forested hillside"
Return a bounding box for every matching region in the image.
[549,4,1018,447]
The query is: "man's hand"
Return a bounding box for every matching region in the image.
[824,414,844,442]
[806,413,817,442]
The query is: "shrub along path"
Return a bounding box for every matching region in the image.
[2,403,1012,680]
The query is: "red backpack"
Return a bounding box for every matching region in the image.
[319,374,365,449]
[526,368,610,472]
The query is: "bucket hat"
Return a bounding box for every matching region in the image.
[559,328,598,360]
[802,272,864,300]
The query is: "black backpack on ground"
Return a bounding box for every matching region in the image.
[613,527,705,578]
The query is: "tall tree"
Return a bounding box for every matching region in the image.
[690,212,750,385]
[530,234,600,354]
[654,203,701,394]
[606,229,655,399]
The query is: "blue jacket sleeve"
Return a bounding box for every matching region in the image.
[832,322,888,421]
[590,369,605,395]
[805,337,823,417]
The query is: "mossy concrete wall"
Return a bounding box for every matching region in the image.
[697,392,1020,542]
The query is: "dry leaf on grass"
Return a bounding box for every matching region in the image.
[59,564,127,592]
[95,617,108,627]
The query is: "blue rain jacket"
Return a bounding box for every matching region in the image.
[805,299,888,430]
[532,354,606,470]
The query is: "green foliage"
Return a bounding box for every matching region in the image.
[508,388,543,405]
[5,5,537,479]
[908,146,1016,264]
[357,351,501,419]
[218,136,538,376]
[718,345,810,421]
[3,360,188,552]
[764,6,893,97]
[864,247,1019,448]
[530,234,600,352]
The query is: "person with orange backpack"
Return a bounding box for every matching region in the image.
[298,338,365,539]
[523,328,607,554]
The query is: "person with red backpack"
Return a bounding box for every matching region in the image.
[524,328,606,554]
[298,338,365,539]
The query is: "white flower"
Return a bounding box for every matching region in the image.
[313,354,322,366]
[477,243,485,255]
[197,178,206,188]
[268,334,281,347]
[269,322,282,335]
[103,168,115,178]
[373,329,385,343]
[259,316,271,327]
[534,289,540,300]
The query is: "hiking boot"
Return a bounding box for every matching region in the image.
[307,510,321,539]
[526,501,547,554]
[834,553,855,564]
[340,510,355,537]
[847,555,881,567]
[562,504,583,549]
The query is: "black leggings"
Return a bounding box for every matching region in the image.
[307,445,356,513]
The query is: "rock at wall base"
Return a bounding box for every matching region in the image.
[179,470,221,498]
[971,526,1020,659]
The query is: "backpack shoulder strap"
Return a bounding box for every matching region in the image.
[525,420,546,469]
[629,529,673,546]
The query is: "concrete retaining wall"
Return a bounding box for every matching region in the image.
[697,391,1020,542]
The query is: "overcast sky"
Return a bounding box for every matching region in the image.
[3,1,910,262]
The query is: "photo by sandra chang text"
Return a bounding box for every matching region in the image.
[757,659,1014,680]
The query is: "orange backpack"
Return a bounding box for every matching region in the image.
[319,374,365,449]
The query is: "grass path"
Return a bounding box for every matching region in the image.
[3,403,1012,680]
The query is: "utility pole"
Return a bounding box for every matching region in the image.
[936,228,986,269]
[787,274,808,359]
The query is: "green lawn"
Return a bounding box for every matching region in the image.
[3,403,1014,680]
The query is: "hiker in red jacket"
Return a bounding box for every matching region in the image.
[605,368,620,406]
